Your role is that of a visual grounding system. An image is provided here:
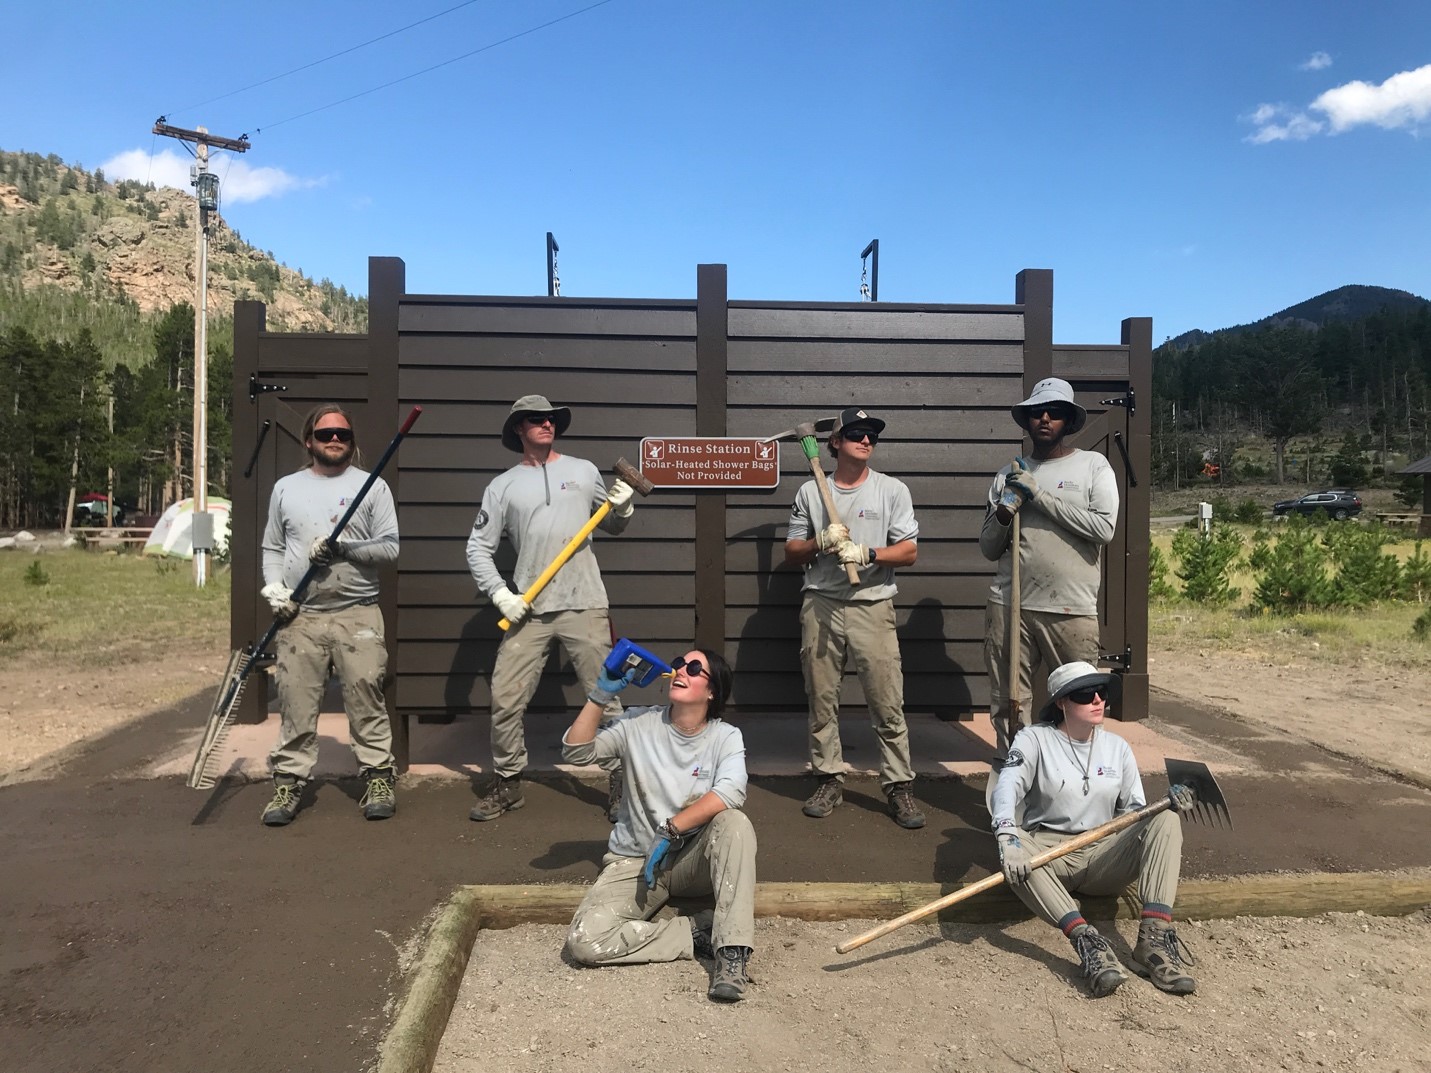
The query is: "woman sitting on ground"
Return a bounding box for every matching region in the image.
[990,660,1199,997]
[562,646,757,1003]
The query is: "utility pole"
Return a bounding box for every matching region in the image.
[152,119,249,586]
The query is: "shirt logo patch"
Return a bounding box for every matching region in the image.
[1057,480,1081,492]
[1097,765,1117,778]
[1003,749,1026,768]
[691,765,702,777]
[474,509,490,530]
[857,509,881,521]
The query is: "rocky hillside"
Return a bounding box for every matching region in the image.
[0,149,366,364]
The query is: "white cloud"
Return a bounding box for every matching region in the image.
[1300,51,1332,72]
[1246,63,1431,143]
[1311,63,1431,132]
[100,148,324,204]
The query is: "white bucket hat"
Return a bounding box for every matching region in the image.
[1012,377,1087,435]
[1040,660,1121,723]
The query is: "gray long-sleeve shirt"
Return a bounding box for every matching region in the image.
[261,466,399,611]
[990,723,1145,835]
[465,455,629,614]
[562,704,748,858]
[979,449,1119,616]
[786,470,919,602]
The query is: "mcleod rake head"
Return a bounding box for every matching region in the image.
[186,648,253,790]
[1164,757,1233,829]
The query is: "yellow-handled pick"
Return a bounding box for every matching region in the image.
[498,458,653,631]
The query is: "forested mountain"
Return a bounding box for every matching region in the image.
[1152,297,1431,486]
[1166,285,1429,351]
[0,147,367,528]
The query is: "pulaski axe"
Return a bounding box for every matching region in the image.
[836,758,1232,955]
[498,457,654,631]
[761,417,862,586]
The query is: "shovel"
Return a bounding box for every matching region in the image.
[837,758,1232,955]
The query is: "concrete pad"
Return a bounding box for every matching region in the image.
[150,701,1211,783]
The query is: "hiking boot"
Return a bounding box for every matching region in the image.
[1070,925,1129,997]
[887,782,926,829]
[708,946,752,1002]
[469,775,524,821]
[1131,918,1197,995]
[261,777,304,827]
[359,767,396,821]
[606,765,624,824]
[689,910,715,960]
[802,776,843,818]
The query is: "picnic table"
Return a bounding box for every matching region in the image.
[76,527,154,549]
[1375,512,1422,526]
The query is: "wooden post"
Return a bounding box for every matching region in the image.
[694,264,728,653]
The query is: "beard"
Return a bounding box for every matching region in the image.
[309,440,355,468]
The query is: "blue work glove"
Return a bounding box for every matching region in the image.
[1003,457,1038,507]
[643,820,684,886]
[997,831,1032,885]
[587,665,637,706]
[1168,783,1197,813]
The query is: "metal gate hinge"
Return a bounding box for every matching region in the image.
[1100,388,1135,417]
[249,374,288,402]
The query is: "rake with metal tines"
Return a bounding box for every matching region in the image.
[835,758,1232,954]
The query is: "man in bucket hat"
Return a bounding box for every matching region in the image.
[783,407,925,830]
[980,377,1120,755]
[466,394,637,822]
[990,661,1199,997]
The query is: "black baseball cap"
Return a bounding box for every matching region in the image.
[832,407,886,438]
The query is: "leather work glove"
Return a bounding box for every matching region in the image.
[997,831,1032,886]
[492,586,530,625]
[816,522,850,554]
[308,535,345,566]
[1167,783,1198,813]
[607,479,636,519]
[836,539,871,567]
[643,820,684,886]
[260,582,299,624]
[588,663,637,706]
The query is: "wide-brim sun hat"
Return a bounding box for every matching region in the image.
[501,394,572,452]
[1012,377,1087,435]
[1039,660,1121,723]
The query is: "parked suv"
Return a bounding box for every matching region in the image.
[1272,489,1362,521]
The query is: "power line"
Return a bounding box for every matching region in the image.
[167,0,488,117]
[254,0,618,134]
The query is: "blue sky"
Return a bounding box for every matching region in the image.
[4,1,1429,343]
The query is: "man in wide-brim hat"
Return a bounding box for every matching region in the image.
[990,661,1200,998]
[466,394,636,823]
[979,377,1120,755]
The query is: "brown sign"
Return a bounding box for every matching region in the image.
[639,437,780,489]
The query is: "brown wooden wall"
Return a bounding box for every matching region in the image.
[232,257,1151,732]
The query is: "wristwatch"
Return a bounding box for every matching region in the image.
[868,546,878,564]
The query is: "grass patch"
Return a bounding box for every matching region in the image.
[0,550,229,667]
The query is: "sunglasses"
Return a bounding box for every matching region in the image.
[1066,687,1107,705]
[312,427,354,443]
[670,656,710,680]
[842,429,879,445]
[523,414,556,427]
[1028,406,1073,422]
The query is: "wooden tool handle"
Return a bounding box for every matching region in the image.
[835,798,1173,954]
[1008,511,1022,745]
[800,435,862,586]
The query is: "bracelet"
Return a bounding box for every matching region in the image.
[659,819,681,839]
[869,546,878,564]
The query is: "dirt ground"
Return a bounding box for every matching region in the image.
[438,913,1431,1073]
[2,641,1430,1073]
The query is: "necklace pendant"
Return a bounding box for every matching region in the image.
[1082,776,1090,796]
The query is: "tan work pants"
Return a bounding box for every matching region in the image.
[566,809,758,965]
[799,592,914,789]
[490,608,619,778]
[985,603,1100,754]
[270,602,392,780]
[1008,810,1183,929]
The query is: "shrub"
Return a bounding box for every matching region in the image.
[1325,525,1402,606]
[1414,607,1431,641]
[1171,524,1243,605]
[23,561,49,587]
[1394,476,1422,511]
[1252,515,1336,613]
[1403,542,1431,603]
[1233,498,1263,524]
[1148,545,1177,601]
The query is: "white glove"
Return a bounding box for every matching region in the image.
[836,539,870,567]
[607,479,635,519]
[492,586,530,625]
[308,536,345,565]
[1003,457,1038,508]
[816,522,850,554]
[260,582,298,623]
[997,831,1032,885]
